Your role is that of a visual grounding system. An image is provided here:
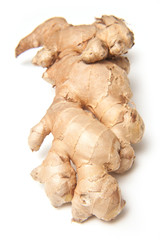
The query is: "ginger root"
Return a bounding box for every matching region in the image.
[16,15,144,223]
[15,15,134,64]
[43,53,144,174]
[29,98,125,221]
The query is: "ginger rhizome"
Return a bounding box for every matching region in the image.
[15,15,134,64]
[16,15,144,222]
[29,98,125,221]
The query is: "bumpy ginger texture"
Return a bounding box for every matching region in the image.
[16,15,144,222]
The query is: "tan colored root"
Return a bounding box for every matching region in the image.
[96,15,134,56]
[28,98,125,220]
[80,38,108,63]
[16,15,144,223]
[72,169,125,222]
[43,55,144,173]
[28,117,51,151]
[16,15,134,62]
[31,147,76,207]
[39,53,144,173]
[115,142,135,173]
[32,48,57,68]
[15,17,69,57]
[109,56,130,74]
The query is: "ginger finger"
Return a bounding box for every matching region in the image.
[15,17,69,57]
[80,38,108,63]
[28,116,51,151]
[32,47,57,68]
[31,140,76,207]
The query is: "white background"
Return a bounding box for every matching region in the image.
[1,0,160,239]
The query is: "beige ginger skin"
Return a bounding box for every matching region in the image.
[16,15,144,222]
[43,53,144,173]
[29,97,125,222]
[15,15,134,64]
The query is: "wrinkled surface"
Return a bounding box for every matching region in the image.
[29,98,125,221]
[16,15,144,223]
[15,15,134,63]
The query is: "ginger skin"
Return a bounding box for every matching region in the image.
[16,15,144,223]
[29,97,125,222]
[15,15,134,64]
[43,53,144,173]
